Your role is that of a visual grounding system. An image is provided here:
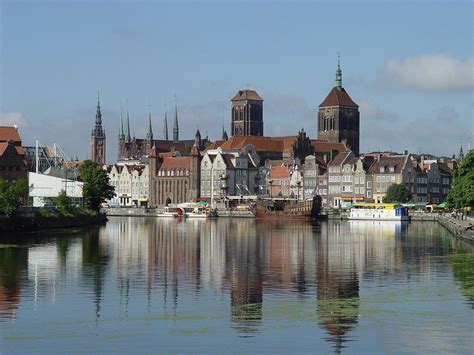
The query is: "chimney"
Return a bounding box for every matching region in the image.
[402,149,408,155]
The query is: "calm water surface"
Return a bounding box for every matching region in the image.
[0,218,473,353]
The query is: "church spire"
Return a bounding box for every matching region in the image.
[335,53,342,90]
[173,95,179,142]
[146,102,153,141]
[163,105,169,140]
[119,103,125,140]
[459,145,464,160]
[93,90,104,137]
[126,100,131,142]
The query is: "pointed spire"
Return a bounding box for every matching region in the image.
[173,95,179,142]
[119,103,125,140]
[146,102,153,141]
[93,90,104,137]
[163,105,169,141]
[459,145,464,159]
[335,52,342,90]
[126,100,131,142]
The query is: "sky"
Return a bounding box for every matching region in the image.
[1,0,473,163]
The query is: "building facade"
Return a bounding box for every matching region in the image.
[200,148,258,200]
[108,164,149,207]
[231,89,264,136]
[317,60,360,155]
[0,126,28,182]
[148,144,201,207]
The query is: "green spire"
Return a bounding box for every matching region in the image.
[163,106,169,140]
[335,53,342,89]
[146,102,153,141]
[173,95,179,142]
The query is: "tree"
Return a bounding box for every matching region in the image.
[384,183,412,203]
[55,190,72,216]
[0,178,29,217]
[447,149,474,209]
[78,160,115,211]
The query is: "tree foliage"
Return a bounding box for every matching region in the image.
[384,183,412,203]
[78,160,115,211]
[447,149,474,209]
[0,178,29,217]
[55,190,72,216]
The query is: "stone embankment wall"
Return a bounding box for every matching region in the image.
[0,213,107,233]
[437,215,474,243]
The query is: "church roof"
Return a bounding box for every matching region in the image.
[159,156,192,171]
[318,87,358,108]
[231,90,263,101]
[310,140,346,153]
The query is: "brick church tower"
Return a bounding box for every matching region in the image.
[317,59,360,155]
[91,92,106,165]
[231,89,264,136]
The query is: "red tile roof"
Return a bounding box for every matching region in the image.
[159,157,192,171]
[319,87,358,108]
[328,151,354,166]
[218,136,289,153]
[0,142,8,156]
[231,90,263,101]
[311,140,346,153]
[270,165,290,179]
[0,126,21,142]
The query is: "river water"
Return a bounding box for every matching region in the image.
[0,218,473,353]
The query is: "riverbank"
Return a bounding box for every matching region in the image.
[437,215,474,243]
[0,209,107,233]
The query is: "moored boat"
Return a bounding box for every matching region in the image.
[255,196,326,221]
[348,203,409,221]
[177,202,218,218]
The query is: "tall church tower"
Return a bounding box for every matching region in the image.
[317,58,360,155]
[145,104,154,153]
[173,97,179,143]
[231,89,264,136]
[91,92,106,165]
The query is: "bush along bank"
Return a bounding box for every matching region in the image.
[0,208,107,233]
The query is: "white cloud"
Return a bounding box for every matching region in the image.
[0,112,27,127]
[359,100,398,121]
[377,54,474,91]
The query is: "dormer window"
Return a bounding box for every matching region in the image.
[389,166,395,173]
[379,166,385,173]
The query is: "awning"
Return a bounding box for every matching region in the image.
[436,201,447,208]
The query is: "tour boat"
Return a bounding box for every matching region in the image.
[348,203,409,221]
[157,206,186,218]
[177,202,218,219]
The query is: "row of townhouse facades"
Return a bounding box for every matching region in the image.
[105,143,457,208]
[261,151,456,208]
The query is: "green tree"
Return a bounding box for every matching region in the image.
[447,149,474,209]
[0,178,29,217]
[384,183,412,203]
[55,190,72,216]
[78,160,115,211]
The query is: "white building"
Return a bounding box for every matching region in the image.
[108,164,149,207]
[28,172,83,207]
[200,148,258,201]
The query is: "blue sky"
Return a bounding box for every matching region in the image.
[1,0,472,162]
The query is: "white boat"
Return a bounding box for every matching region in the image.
[348,203,409,221]
[157,206,186,218]
[177,202,218,219]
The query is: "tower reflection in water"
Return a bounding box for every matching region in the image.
[2,217,474,351]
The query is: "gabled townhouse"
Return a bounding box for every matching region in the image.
[327,151,355,207]
[200,148,258,201]
[108,164,149,207]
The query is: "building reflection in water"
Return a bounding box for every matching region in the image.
[1,217,474,352]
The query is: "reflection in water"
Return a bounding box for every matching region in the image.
[0,218,473,352]
[0,247,28,321]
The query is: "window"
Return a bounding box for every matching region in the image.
[367,181,372,189]
[391,176,396,182]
